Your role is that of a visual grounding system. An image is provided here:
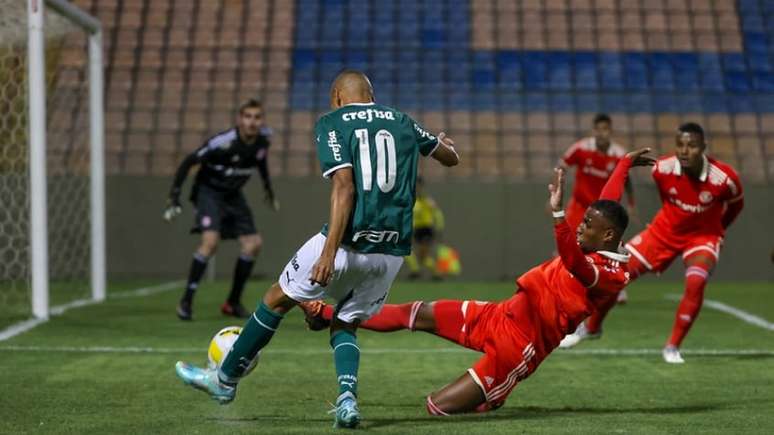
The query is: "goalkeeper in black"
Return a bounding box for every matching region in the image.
[165,99,279,321]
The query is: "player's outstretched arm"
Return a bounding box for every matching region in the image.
[548,168,597,286]
[164,152,200,222]
[431,132,459,167]
[310,168,355,286]
[598,148,654,202]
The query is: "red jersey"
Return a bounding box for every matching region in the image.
[562,138,626,207]
[509,224,630,357]
[649,155,743,246]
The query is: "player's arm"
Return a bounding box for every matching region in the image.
[411,118,458,167]
[256,144,279,211]
[430,132,459,167]
[310,168,355,286]
[598,148,655,202]
[721,170,744,229]
[548,167,598,286]
[164,150,203,221]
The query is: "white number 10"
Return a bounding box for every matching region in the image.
[355,128,396,192]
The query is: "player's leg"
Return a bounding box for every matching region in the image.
[664,242,719,363]
[176,234,332,403]
[426,372,487,415]
[177,230,219,320]
[221,233,263,317]
[329,316,362,428]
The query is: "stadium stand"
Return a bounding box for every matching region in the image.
[65,0,773,182]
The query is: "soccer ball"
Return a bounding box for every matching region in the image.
[207,326,258,375]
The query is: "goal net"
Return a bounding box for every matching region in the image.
[0,0,104,331]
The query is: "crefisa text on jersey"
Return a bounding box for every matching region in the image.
[341,108,395,123]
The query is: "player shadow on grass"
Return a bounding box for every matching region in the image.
[360,403,727,429]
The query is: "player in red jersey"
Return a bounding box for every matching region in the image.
[560,114,636,230]
[560,114,636,304]
[560,123,744,364]
[301,150,654,415]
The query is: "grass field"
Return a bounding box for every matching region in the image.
[1,279,773,434]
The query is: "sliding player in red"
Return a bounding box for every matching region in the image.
[301,149,654,415]
[561,123,744,364]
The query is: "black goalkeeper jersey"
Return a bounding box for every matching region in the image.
[171,126,272,201]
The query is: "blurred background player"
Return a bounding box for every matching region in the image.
[559,113,637,304]
[405,177,445,280]
[174,70,460,428]
[561,123,744,364]
[301,149,654,415]
[164,99,279,321]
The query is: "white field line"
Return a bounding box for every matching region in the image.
[0,280,183,342]
[665,294,774,331]
[0,345,772,357]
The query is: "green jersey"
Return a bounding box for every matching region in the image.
[315,102,439,256]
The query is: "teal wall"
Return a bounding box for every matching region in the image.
[107,176,774,283]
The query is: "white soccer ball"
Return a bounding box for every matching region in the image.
[207,326,258,375]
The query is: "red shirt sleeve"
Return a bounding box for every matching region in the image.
[554,221,597,287]
[562,141,582,166]
[598,155,633,202]
[721,165,744,229]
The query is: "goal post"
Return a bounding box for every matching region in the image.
[0,0,105,327]
[33,0,105,317]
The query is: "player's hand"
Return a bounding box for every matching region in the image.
[548,167,565,212]
[264,189,280,212]
[437,131,455,149]
[163,197,182,222]
[310,253,335,287]
[626,147,656,167]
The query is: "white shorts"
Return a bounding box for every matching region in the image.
[278,233,404,323]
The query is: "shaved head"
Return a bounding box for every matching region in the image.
[330,69,374,109]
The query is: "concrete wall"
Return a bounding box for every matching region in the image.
[107,176,774,282]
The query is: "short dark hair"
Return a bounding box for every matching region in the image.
[239,98,262,114]
[677,122,705,142]
[593,113,612,126]
[590,199,629,235]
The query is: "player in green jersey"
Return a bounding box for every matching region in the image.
[174,70,459,429]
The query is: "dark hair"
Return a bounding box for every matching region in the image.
[239,98,262,114]
[590,199,629,234]
[593,113,612,126]
[677,122,705,142]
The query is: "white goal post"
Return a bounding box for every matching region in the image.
[28,0,105,319]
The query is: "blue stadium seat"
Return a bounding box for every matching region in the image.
[524,92,548,111]
[744,32,769,53]
[700,70,725,91]
[550,93,575,111]
[701,95,727,113]
[628,92,652,112]
[725,71,752,93]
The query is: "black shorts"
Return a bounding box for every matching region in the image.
[191,185,257,240]
[413,227,435,244]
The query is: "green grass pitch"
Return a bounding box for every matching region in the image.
[1,279,773,434]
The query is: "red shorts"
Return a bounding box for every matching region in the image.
[432,295,541,406]
[564,197,588,231]
[625,227,723,274]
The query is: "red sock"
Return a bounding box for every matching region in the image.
[668,266,709,347]
[321,302,420,332]
[321,303,418,331]
[586,293,618,333]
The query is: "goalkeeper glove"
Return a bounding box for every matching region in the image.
[163,193,182,222]
[264,188,280,212]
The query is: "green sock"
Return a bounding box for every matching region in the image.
[331,330,360,397]
[219,302,283,383]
